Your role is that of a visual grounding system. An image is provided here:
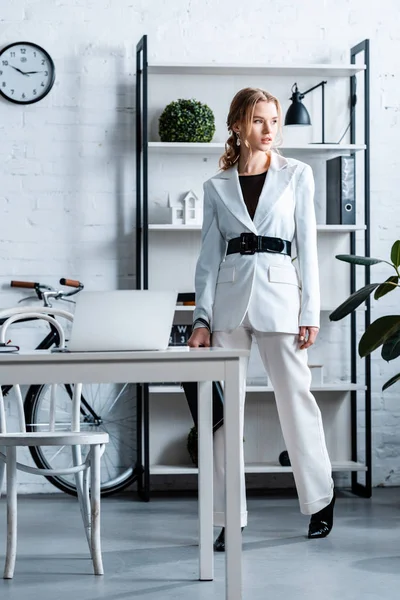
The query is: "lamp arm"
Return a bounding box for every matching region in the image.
[302,80,327,97]
[300,80,328,143]
[287,80,329,143]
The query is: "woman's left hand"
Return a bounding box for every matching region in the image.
[298,326,319,350]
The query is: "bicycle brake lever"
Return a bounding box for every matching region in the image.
[17,295,39,304]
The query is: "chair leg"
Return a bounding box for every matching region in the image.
[72,446,91,551]
[4,447,17,579]
[83,464,92,558]
[90,445,103,575]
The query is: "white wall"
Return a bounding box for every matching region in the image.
[1,0,400,491]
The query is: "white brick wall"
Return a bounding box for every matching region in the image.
[1,0,400,491]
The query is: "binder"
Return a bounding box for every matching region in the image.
[326,155,356,225]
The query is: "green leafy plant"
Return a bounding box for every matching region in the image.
[329,240,400,390]
[158,98,215,143]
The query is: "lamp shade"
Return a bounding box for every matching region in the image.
[284,87,311,126]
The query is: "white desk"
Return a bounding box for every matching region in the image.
[0,346,248,600]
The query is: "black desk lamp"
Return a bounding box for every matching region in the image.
[284,81,329,143]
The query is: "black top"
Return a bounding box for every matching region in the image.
[239,171,268,220]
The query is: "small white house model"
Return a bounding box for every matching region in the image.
[159,190,202,225]
[182,190,202,225]
[167,193,185,224]
[152,191,204,225]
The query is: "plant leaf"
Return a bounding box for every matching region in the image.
[374,275,399,300]
[390,240,400,268]
[382,372,400,391]
[329,283,380,321]
[335,254,383,266]
[359,316,400,357]
[381,330,400,361]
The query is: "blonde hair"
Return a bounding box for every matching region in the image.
[219,87,283,171]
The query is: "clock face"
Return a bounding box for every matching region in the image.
[0,42,55,104]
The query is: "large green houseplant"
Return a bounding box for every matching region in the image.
[329,240,400,391]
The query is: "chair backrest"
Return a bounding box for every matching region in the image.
[0,308,81,435]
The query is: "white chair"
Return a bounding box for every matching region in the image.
[0,307,109,579]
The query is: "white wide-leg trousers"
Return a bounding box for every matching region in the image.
[212,313,334,528]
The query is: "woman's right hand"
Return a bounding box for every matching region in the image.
[187,327,211,348]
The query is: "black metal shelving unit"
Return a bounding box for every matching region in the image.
[135,34,371,500]
[350,39,371,497]
[135,35,150,501]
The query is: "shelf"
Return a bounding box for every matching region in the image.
[245,461,368,473]
[149,142,224,153]
[149,383,367,394]
[150,464,196,475]
[149,385,183,393]
[149,224,202,231]
[317,224,366,232]
[148,142,366,155]
[171,306,366,314]
[245,384,367,392]
[321,306,366,312]
[148,63,366,77]
[175,303,363,315]
[149,460,367,475]
[149,224,367,232]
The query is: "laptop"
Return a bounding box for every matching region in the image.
[67,290,178,352]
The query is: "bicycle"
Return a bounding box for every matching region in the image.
[0,278,140,497]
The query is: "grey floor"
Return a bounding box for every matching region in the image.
[0,487,399,600]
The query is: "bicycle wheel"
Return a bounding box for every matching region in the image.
[24,382,139,496]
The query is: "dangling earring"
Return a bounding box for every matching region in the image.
[236,133,241,147]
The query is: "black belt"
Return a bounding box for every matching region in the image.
[226,233,291,256]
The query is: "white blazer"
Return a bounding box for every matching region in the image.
[193,151,320,334]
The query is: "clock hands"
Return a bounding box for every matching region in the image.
[10,66,45,76]
[10,65,29,76]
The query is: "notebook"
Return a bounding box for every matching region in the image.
[67,290,177,352]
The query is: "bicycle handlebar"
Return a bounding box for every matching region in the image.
[10,278,84,306]
[10,281,38,289]
[59,278,81,288]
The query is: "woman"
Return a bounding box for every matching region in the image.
[187,87,335,551]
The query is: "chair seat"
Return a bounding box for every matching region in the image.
[0,431,109,446]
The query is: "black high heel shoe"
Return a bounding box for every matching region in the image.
[308,491,336,539]
[213,527,244,552]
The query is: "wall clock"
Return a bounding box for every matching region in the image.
[0,41,55,105]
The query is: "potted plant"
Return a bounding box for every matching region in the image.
[329,240,400,390]
[158,98,215,143]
